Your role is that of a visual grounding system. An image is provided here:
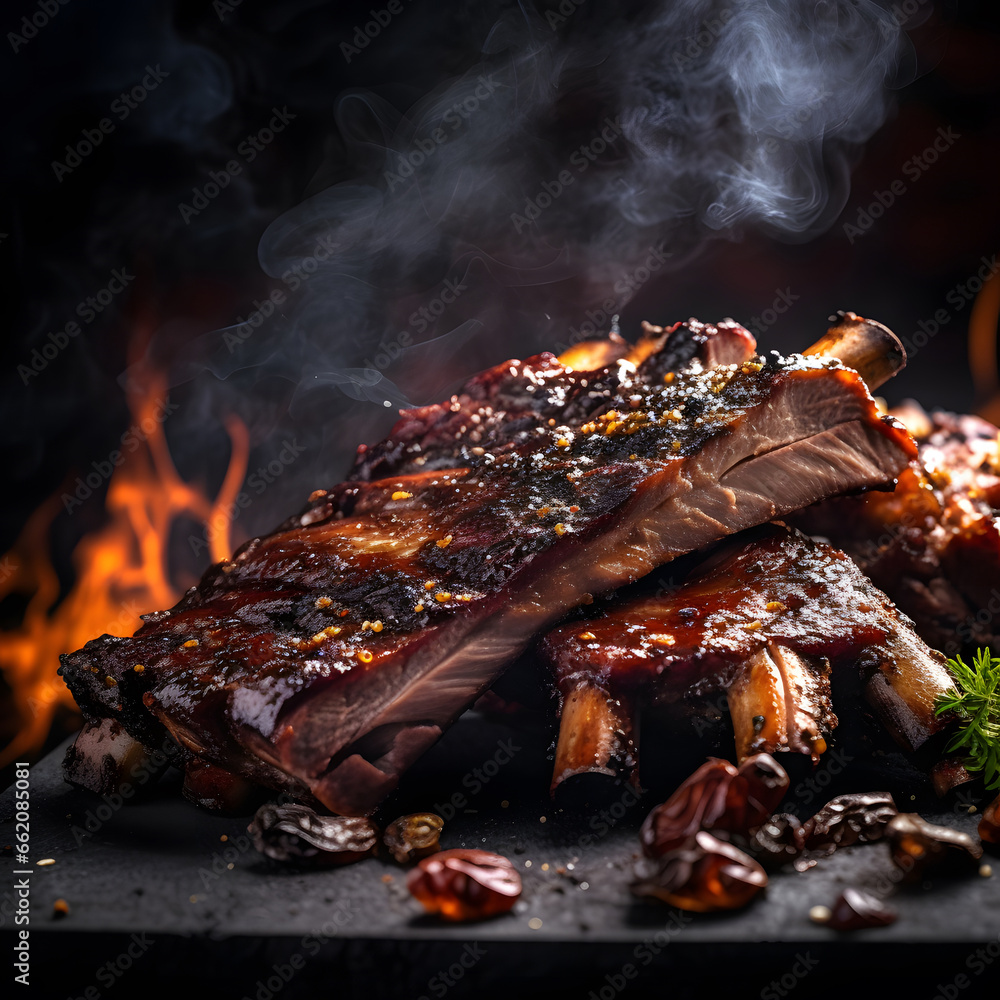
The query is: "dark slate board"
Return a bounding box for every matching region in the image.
[2,714,998,999]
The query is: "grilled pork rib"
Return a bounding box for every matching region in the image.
[541,523,955,794]
[349,318,757,483]
[60,319,914,816]
[793,405,1000,655]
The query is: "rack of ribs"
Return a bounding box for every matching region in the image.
[541,522,956,795]
[791,403,1000,656]
[59,314,916,816]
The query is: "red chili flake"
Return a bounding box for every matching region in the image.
[407,849,521,921]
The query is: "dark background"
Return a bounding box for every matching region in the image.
[0,0,998,769]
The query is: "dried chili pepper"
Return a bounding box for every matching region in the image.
[407,849,521,921]
[249,803,378,865]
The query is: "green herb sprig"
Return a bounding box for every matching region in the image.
[935,647,1000,790]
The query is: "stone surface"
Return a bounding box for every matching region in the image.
[1,715,998,996]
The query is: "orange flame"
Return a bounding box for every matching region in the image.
[969,260,1000,424]
[0,371,248,766]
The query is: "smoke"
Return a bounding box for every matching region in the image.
[241,0,906,413]
[2,0,915,553]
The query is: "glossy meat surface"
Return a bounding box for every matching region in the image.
[60,327,914,815]
[794,405,1000,655]
[543,523,954,783]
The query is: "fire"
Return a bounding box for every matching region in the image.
[968,262,1000,424]
[0,368,248,767]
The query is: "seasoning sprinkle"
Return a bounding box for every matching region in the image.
[357,650,373,664]
[435,592,452,602]
[392,491,413,500]
[436,535,453,549]
[312,626,342,642]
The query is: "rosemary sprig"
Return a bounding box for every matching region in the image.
[935,647,1000,790]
